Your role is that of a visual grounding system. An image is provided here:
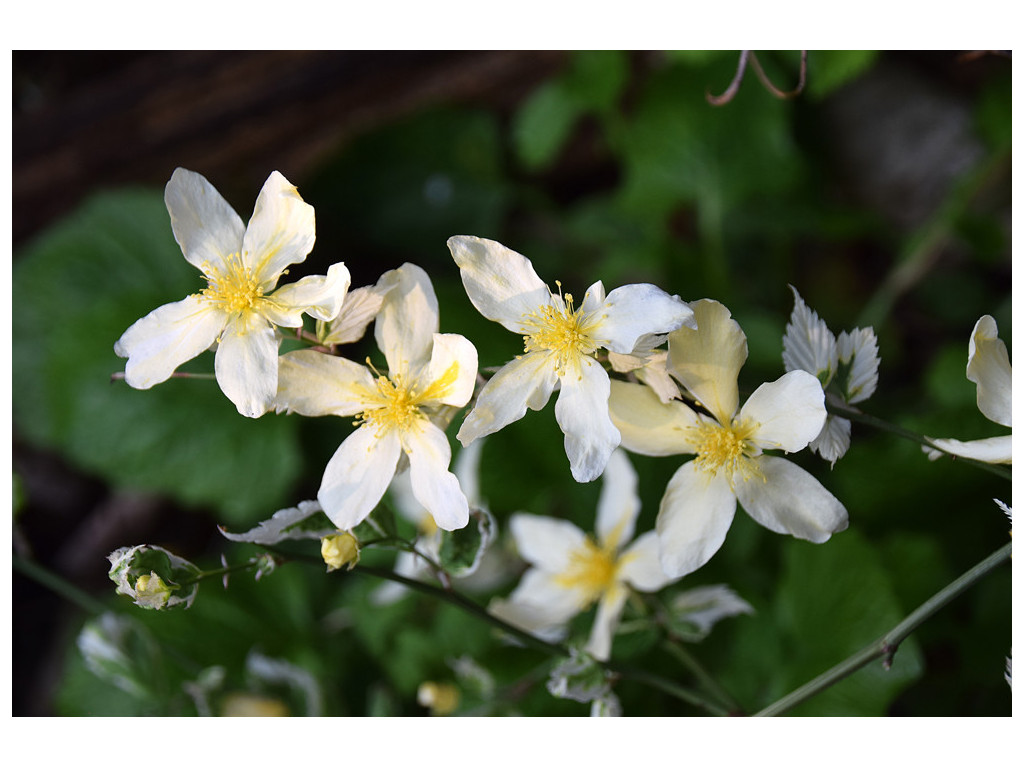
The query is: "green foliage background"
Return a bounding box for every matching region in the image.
[13,51,1011,716]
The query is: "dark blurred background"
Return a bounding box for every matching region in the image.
[12,51,1011,716]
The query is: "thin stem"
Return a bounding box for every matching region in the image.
[661,639,744,715]
[110,370,216,383]
[828,400,1012,481]
[13,554,109,616]
[351,562,725,714]
[754,541,1011,716]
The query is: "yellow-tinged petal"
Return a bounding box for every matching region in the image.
[374,263,440,375]
[164,167,246,273]
[967,315,1012,428]
[214,317,279,418]
[734,455,848,542]
[241,171,316,284]
[738,370,827,454]
[608,380,700,457]
[457,351,558,446]
[554,355,620,483]
[275,349,376,418]
[668,299,747,425]
[318,426,403,530]
[656,462,737,579]
[447,235,551,334]
[262,261,351,327]
[594,449,641,551]
[115,295,226,389]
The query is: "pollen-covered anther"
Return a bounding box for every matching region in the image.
[692,419,762,482]
[554,537,618,604]
[521,287,599,372]
[361,374,425,435]
[201,253,264,314]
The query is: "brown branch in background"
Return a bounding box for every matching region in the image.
[748,50,807,99]
[707,51,807,106]
[706,50,750,106]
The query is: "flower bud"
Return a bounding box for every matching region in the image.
[107,544,200,610]
[417,681,459,716]
[321,532,360,572]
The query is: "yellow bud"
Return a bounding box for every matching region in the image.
[220,693,290,717]
[134,571,172,609]
[321,532,360,572]
[417,681,460,716]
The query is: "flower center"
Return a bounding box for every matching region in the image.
[521,286,600,371]
[201,254,264,315]
[692,419,761,480]
[555,537,618,603]
[362,374,423,435]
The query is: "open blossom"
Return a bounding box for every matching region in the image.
[489,449,676,661]
[447,235,695,483]
[114,168,350,417]
[782,286,879,465]
[926,314,1011,464]
[275,263,478,531]
[609,299,848,579]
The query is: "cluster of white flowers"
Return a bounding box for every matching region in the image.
[114,168,1008,711]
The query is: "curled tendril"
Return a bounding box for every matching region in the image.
[707,51,808,106]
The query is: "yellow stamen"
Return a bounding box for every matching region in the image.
[200,253,264,314]
[554,536,618,604]
[690,418,764,484]
[521,284,601,373]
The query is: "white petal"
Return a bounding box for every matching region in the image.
[656,462,737,578]
[670,584,754,634]
[618,530,674,592]
[836,327,879,404]
[403,420,470,531]
[262,262,351,327]
[668,299,747,425]
[374,263,440,375]
[489,570,584,635]
[213,317,280,417]
[595,449,640,550]
[275,349,374,418]
[241,171,316,284]
[739,370,826,453]
[596,284,695,355]
[453,439,485,509]
[320,284,388,345]
[635,350,683,403]
[967,315,1012,427]
[457,352,557,445]
[925,435,1012,464]
[421,333,478,408]
[509,513,586,572]
[447,235,552,333]
[319,426,402,530]
[578,280,606,315]
[115,294,225,388]
[810,415,852,466]
[734,455,849,543]
[782,285,837,384]
[585,585,629,661]
[608,380,699,456]
[554,356,620,482]
[163,168,245,273]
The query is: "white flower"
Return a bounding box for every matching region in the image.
[447,235,695,482]
[275,263,478,531]
[489,449,676,661]
[609,299,849,579]
[115,168,350,417]
[782,286,879,465]
[925,315,1011,464]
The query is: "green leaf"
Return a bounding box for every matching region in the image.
[219,500,336,545]
[438,508,497,578]
[805,51,878,99]
[774,528,924,715]
[12,189,302,525]
[513,80,581,170]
